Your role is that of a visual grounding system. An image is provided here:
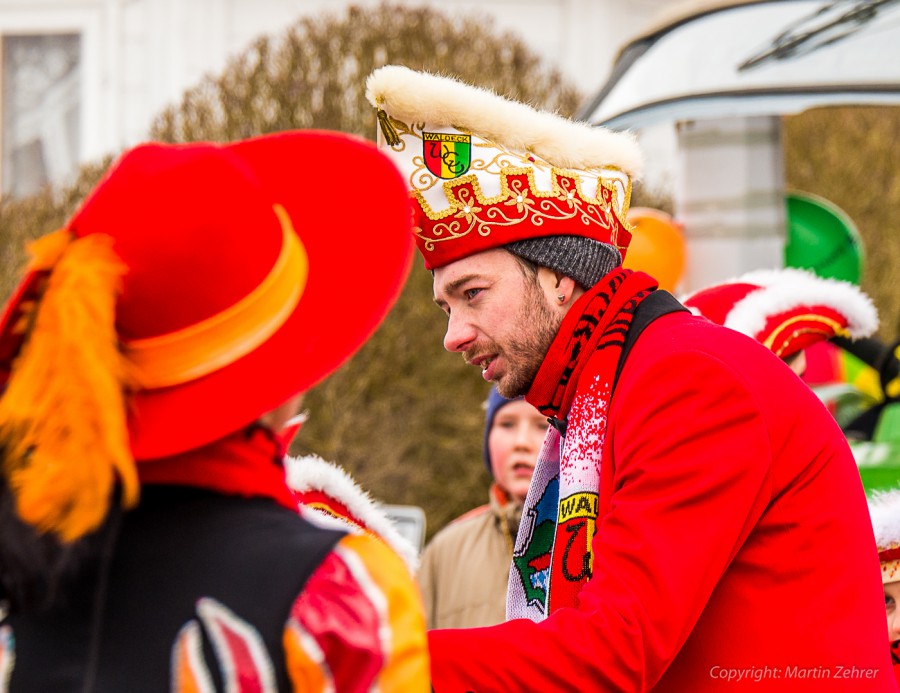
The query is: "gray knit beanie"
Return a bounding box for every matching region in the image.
[505,236,622,289]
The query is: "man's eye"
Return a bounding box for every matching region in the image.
[887,595,895,609]
[464,288,482,300]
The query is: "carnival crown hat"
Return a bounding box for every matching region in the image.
[0,130,413,541]
[681,268,878,359]
[365,65,643,279]
[868,489,900,584]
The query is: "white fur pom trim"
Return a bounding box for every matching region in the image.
[366,65,643,177]
[285,454,419,573]
[683,267,878,340]
[869,489,900,555]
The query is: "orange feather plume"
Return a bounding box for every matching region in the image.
[0,230,139,542]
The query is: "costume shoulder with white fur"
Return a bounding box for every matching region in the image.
[284,454,419,573]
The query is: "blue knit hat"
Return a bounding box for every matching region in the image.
[482,387,522,474]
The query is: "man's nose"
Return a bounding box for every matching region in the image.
[443,313,476,353]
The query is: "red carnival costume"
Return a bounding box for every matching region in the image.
[367,66,896,691]
[0,131,429,691]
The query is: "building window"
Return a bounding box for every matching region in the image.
[1,33,81,198]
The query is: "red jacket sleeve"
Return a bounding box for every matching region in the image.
[429,350,774,691]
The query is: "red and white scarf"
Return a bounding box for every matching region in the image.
[506,269,657,621]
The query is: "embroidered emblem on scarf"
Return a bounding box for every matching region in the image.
[507,269,657,621]
[511,470,559,610]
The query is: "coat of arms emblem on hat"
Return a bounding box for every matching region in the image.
[422,132,471,179]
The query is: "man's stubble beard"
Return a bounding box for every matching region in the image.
[495,280,563,398]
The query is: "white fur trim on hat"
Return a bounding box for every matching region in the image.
[732,269,877,338]
[868,489,900,583]
[683,267,879,341]
[366,65,643,176]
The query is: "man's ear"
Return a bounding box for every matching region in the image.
[554,275,580,306]
[536,268,580,306]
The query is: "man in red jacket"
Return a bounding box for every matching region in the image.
[367,65,896,691]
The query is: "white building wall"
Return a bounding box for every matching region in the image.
[0,0,669,193]
[675,116,787,293]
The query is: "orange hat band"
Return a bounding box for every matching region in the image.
[124,204,308,389]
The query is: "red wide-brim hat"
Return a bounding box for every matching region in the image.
[0,130,413,461]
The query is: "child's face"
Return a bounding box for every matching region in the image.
[488,399,548,504]
[884,581,900,642]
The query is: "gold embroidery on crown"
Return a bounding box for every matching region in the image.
[471,141,548,175]
[398,124,628,203]
[413,166,629,251]
[387,120,634,251]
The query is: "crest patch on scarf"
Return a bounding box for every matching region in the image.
[557,491,598,583]
[511,474,559,612]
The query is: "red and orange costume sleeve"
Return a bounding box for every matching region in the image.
[284,532,430,692]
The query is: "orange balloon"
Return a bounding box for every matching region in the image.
[623,207,686,291]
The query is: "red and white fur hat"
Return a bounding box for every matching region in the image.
[869,490,900,584]
[365,65,643,270]
[681,268,878,359]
